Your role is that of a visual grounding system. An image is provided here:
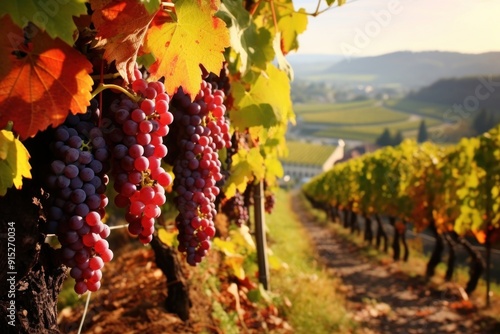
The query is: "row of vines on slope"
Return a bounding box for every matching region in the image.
[303,126,500,305]
[0,0,345,331]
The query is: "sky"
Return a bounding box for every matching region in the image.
[294,0,500,56]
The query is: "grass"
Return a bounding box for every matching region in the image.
[299,105,409,126]
[384,99,448,119]
[312,117,443,141]
[293,99,447,142]
[294,100,375,114]
[265,190,358,333]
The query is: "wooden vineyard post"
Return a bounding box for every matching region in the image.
[253,180,270,290]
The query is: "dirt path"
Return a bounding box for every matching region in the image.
[292,194,500,334]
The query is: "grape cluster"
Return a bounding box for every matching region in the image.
[45,102,113,295]
[264,192,276,214]
[202,63,230,97]
[221,191,249,227]
[106,78,173,244]
[243,183,254,208]
[170,79,231,265]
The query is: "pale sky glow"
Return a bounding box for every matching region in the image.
[294,0,500,56]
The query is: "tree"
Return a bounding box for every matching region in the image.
[375,128,393,147]
[473,109,496,135]
[392,131,404,146]
[417,120,428,142]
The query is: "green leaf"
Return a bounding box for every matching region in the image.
[224,148,264,198]
[0,0,87,45]
[218,0,274,73]
[231,64,292,130]
[140,0,160,14]
[0,130,32,196]
[264,156,284,180]
[326,0,345,5]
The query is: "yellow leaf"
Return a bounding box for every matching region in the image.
[492,185,499,199]
[158,228,178,247]
[145,0,230,97]
[232,225,256,250]
[213,237,237,255]
[0,130,32,196]
[225,254,246,279]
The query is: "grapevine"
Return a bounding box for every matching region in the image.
[0,0,313,330]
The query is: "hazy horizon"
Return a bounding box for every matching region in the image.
[294,0,500,57]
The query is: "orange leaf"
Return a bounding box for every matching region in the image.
[91,0,158,83]
[0,17,93,139]
[145,0,229,97]
[473,229,486,244]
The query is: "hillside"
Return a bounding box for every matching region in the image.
[297,51,500,88]
[407,76,500,111]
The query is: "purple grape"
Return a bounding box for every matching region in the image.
[55,127,70,141]
[80,168,95,182]
[51,160,65,175]
[79,151,92,164]
[82,183,96,196]
[75,203,90,217]
[64,164,79,179]
[89,160,103,174]
[70,177,83,190]
[64,148,80,163]
[71,189,86,204]
[68,135,82,149]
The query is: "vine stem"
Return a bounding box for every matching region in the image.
[45,223,129,238]
[91,83,141,103]
[249,0,262,16]
[99,59,104,127]
[90,73,121,81]
[77,291,92,334]
[269,0,278,31]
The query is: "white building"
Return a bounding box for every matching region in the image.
[281,140,344,183]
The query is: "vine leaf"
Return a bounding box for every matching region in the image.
[140,0,161,14]
[0,130,32,196]
[273,32,293,81]
[145,0,230,97]
[231,64,292,130]
[91,0,158,83]
[327,0,346,5]
[277,6,308,54]
[0,16,93,139]
[158,228,177,247]
[224,148,264,198]
[218,0,274,74]
[0,0,87,46]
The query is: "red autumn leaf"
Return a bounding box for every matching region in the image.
[0,16,93,139]
[91,0,158,83]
